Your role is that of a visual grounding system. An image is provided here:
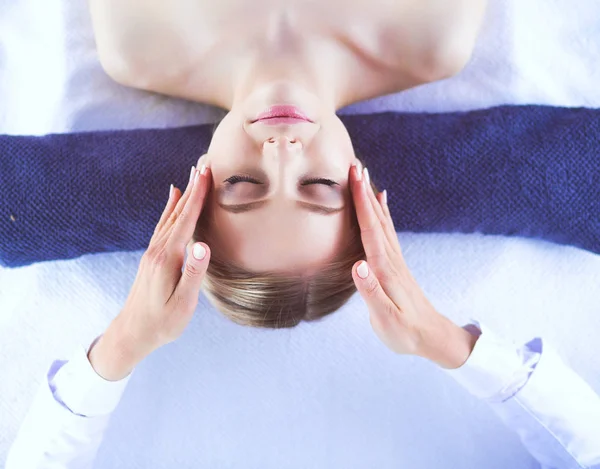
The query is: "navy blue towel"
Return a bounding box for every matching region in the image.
[1,105,599,268]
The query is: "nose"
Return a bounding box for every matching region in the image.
[263,135,303,151]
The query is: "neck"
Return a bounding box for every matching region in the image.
[211,20,345,113]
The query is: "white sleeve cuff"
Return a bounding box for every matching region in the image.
[446,320,541,402]
[50,335,133,417]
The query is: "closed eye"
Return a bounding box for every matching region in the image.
[224,175,339,186]
[224,175,263,185]
[301,178,339,186]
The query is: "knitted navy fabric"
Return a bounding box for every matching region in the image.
[1,105,598,268]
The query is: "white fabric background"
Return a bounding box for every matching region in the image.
[1,0,599,467]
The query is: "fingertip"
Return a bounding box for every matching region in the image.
[196,153,208,169]
[352,261,382,300]
[167,186,182,206]
[350,169,367,197]
[192,242,210,261]
[354,160,363,179]
[349,163,363,183]
[348,165,357,185]
[202,165,212,185]
[378,189,387,205]
[357,260,370,279]
[353,260,370,280]
[178,241,211,301]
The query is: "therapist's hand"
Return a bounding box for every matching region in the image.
[349,164,478,369]
[88,164,212,381]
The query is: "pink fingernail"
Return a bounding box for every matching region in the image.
[363,167,370,185]
[357,261,369,279]
[382,189,387,204]
[193,243,207,260]
[200,164,207,175]
[355,164,362,181]
[169,184,173,199]
[189,166,196,183]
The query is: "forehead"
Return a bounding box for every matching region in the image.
[206,203,353,272]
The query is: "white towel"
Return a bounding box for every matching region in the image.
[1,0,599,467]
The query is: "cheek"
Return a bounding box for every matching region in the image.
[207,111,244,155]
[207,130,257,169]
[317,120,356,169]
[204,147,241,179]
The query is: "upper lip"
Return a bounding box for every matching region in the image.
[252,107,313,123]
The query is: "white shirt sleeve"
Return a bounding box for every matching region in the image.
[5,335,133,469]
[447,321,600,469]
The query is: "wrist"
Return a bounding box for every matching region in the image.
[88,317,152,381]
[418,315,479,369]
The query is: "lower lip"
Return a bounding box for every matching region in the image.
[254,105,312,124]
[256,117,310,125]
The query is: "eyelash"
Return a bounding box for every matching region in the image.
[302,178,338,187]
[224,175,338,186]
[224,175,262,185]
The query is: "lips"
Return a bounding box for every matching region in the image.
[253,105,312,124]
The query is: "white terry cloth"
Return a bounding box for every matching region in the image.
[1,0,600,467]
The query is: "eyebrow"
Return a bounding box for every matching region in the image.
[217,200,345,215]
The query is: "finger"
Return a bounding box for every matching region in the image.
[375,189,403,256]
[169,166,212,250]
[376,190,386,214]
[196,153,208,169]
[153,165,199,248]
[352,260,397,320]
[362,169,400,257]
[173,242,211,306]
[376,190,406,261]
[349,165,387,260]
[172,165,199,220]
[153,185,182,240]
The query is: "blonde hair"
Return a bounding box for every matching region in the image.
[203,239,365,328]
[194,167,378,328]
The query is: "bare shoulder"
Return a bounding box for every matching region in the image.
[89,0,209,95]
[382,0,488,83]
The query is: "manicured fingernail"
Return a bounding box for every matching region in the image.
[357,261,369,279]
[354,164,362,181]
[193,243,207,260]
[382,189,387,204]
[200,164,207,175]
[194,169,200,184]
[363,167,370,184]
[189,166,196,182]
[169,184,173,199]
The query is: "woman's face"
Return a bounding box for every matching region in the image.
[199,83,360,274]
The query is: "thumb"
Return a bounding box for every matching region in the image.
[176,242,211,303]
[352,261,395,315]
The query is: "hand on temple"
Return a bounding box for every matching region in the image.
[88,160,477,383]
[88,164,213,381]
[349,164,478,369]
